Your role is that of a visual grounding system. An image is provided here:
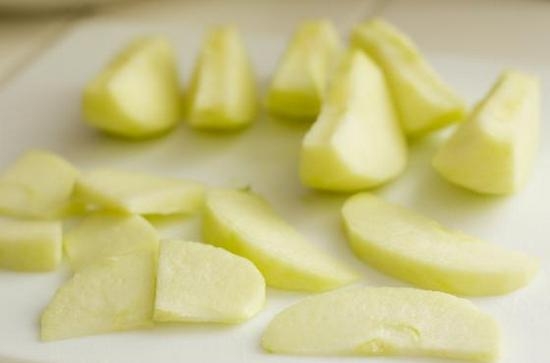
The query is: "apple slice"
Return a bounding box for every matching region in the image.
[74,168,204,215]
[262,286,500,362]
[203,189,357,292]
[266,20,342,120]
[0,150,79,218]
[83,37,181,139]
[433,70,540,194]
[0,218,62,272]
[154,240,265,323]
[64,212,159,270]
[300,50,407,191]
[342,193,538,296]
[351,19,466,136]
[41,252,155,341]
[186,26,257,130]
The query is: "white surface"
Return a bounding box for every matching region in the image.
[0,1,549,362]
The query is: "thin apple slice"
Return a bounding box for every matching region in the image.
[433,70,540,194]
[74,168,204,215]
[154,240,265,323]
[266,20,342,120]
[83,37,181,139]
[342,193,538,296]
[186,26,257,130]
[351,19,466,136]
[203,189,357,292]
[300,50,407,191]
[262,286,500,362]
[41,252,155,341]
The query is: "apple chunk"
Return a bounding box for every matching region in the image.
[262,287,500,362]
[342,193,538,296]
[300,50,407,191]
[202,189,357,292]
[83,37,181,139]
[351,19,466,136]
[433,70,540,194]
[154,240,265,323]
[186,26,257,130]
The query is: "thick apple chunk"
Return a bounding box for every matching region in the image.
[300,50,407,191]
[351,19,466,136]
[342,193,538,296]
[203,189,357,292]
[186,26,257,130]
[0,218,61,272]
[74,169,204,215]
[262,287,499,362]
[266,20,341,120]
[433,70,540,194]
[65,212,159,270]
[83,37,181,139]
[41,252,155,341]
[154,240,265,323]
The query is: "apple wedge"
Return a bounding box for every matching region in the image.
[433,70,540,194]
[300,50,407,191]
[74,168,204,215]
[154,240,265,323]
[41,252,155,341]
[83,37,181,139]
[262,286,500,362]
[186,26,257,130]
[342,193,538,296]
[351,19,466,136]
[64,212,159,270]
[0,218,62,272]
[266,20,342,120]
[203,189,357,292]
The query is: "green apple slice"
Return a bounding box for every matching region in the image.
[262,286,500,362]
[154,240,265,323]
[266,20,342,120]
[64,212,159,270]
[351,19,466,136]
[342,193,538,296]
[0,218,62,272]
[203,189,357,292]
[433,70,540,194]
[0,150,79,218]
[41,252,155,341]
[83,37,181,139]
[186,26,257,130]
[300,50,407,191]
[74,168,204,215]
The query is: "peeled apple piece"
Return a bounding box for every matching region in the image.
[262,286,500,362]
[154,240,265,323]
[433,70,540,194]
[351,19,466,136]
[342,193,539,296]
[186,26,257,130]
[266,20,342,120]
[300,50,407,191]
[83,37,181,139]
[202,189,357,292]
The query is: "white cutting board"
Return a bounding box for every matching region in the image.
[0,2,549,363]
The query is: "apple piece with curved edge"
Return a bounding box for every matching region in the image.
[266,20,342,120]
[351,18,466,136]
[433,70,540,194]
[83,37,181,139]
[300,50,407,191]
[262,286,500,362]
[154,240,265,323]
[342,193,538,296]
[186,26,257,130]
